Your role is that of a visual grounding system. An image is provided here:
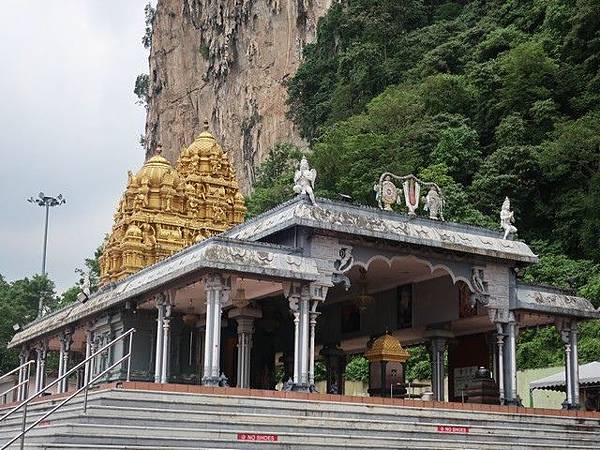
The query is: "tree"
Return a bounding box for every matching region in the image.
[245,143,303,218]
[0,275,55,373]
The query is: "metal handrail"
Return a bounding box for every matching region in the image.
[0,361,34,403]
[0,328,135,450]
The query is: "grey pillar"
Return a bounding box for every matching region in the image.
[229,307,262,388]
[558,319,580,409]
[202,274,229,386]
[58,330,73,393]
[504,318,519,405]
[495,323,505,404]
[154,296,166,383]
[430,337,447,402]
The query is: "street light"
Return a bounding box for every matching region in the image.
[27,192,66,317]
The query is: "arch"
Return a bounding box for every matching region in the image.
[348,254,474,292]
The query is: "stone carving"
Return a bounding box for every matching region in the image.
[374,176,401,211]
[500,197,517,240]
[470,267,490,306]
[375,173,444,220]
[333,247,354,273]
[293,156,317,206]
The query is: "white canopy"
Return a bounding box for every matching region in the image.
[530,361,600,391]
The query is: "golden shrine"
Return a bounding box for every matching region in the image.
[99,123,246,284]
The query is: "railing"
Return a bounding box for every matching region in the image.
[0,328,135,450]
[0,361,34,405]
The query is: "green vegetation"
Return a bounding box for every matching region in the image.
[0,249,101,374]
[248,0,600,370]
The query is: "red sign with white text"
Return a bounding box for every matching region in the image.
[237,433,279,442]
[437,425,470,434]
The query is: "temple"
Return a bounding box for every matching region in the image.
[7,130,600,410]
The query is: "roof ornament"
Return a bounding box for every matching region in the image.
[500,196,517,240]
[293,156,317,206]
[374,173,444,220]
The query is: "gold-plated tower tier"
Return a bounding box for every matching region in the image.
[99,125,246,284]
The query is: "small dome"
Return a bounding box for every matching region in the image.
[365,334,409,363]
[136,154,180,187]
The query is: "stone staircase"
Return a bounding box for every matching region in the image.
[1,386,599,449]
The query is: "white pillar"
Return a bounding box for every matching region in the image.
[58,331,73,393]
[211,288,222,378]
[308,302,320,387]
[203,290,214,382]
[287,291,301,385]
[506,320,518,403]
[17,347,28,401]
[161,305,172,384]
[299,293,310,385]
[154,297,165,383]
[84,326,92,387]
[202,274,229,385]
[34,342,47,395]
[571,325,580,406]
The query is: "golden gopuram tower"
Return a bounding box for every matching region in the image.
[99,123,247,284]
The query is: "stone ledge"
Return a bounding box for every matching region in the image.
[2,381,599,420]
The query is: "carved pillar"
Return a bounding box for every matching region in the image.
[34,341,47,395]
[299,290,310,385]
[161,302,172,384]
[308,302,321,387]
[571,326,580,407]
[430,337,447,401]
[58,330,73,393]
[284,282,328,392]
[557,319,580,409]
[202,274,229,386]
[495,324,505,404]
[17,346,28,401]
[154,295,166,383]
[505,318,519,404]
[229,306,262,388]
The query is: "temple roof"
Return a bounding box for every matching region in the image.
[225,196,538,264]
[8,237,319,348]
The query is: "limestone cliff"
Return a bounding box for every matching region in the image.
[145,0,332,191]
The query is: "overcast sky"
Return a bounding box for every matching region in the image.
[0,1,150,292]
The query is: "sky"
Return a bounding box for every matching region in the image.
[0,1,151,293]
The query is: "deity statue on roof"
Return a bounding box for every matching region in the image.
[424,186,444,220]
[500,197,517,240]
[293,156,317,206]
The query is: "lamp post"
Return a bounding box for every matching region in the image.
[27,192,66,317]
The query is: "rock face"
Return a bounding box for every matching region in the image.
[145,0,332,191]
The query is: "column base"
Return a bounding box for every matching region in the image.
[282,380,318,392]
[202,374,229,387]
[561,400,580,410]
[503,398,523,407]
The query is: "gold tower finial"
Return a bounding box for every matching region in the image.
[203,120,210,131]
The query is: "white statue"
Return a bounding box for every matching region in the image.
[424,186,443,220]
[77,272,92,303]
[293,156,317,205]
[500,197,517,240]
